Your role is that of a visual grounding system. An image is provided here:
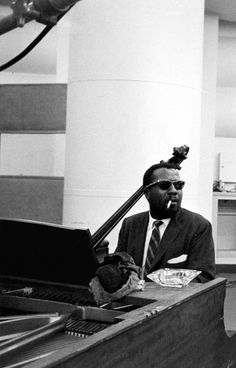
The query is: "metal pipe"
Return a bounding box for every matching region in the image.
[33,0,79,13]
[0,0,80,36]
[0,14,18,36]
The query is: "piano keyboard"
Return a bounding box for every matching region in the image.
[65,318,112,338]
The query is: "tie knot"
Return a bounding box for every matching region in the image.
[153,220,163,229]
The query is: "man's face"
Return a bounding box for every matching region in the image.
[145,168,183,218]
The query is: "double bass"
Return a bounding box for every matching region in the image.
[92,144,189,249]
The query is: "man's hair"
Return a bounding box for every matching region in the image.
[143,162,177,188]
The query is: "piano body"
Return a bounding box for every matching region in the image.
[0,217,236,368]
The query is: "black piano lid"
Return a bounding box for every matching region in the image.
[0,218,99,287]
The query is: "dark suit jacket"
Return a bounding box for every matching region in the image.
[115,208,215,283]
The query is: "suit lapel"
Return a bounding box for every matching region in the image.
[133,212,149,266]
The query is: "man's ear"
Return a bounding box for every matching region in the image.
[144,189,150,201]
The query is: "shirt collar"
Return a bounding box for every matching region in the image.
[148,212,171,228]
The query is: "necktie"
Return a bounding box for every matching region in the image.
[145,220,163,276]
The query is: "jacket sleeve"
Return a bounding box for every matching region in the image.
[187,220,216,283]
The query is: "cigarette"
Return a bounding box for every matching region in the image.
[167,200,172,209]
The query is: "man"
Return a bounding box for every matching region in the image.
[115,162,215,283]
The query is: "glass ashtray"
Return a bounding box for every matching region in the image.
[147,268,201,288]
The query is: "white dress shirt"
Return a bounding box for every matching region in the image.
[142,213,171,269]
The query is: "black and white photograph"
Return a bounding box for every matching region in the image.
[0,1,236,367]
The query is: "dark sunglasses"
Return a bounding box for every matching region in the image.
[145,180,185,191]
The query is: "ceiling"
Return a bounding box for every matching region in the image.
[205,0,236,22]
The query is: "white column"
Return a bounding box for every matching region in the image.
[63,0,206,250]
[200,14,219,220]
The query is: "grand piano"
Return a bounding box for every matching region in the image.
[1,144,236,368]
[0,217,236,368]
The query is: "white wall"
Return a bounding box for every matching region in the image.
[0,134,65,176]
[200,13,219,219]
[216,21,236,137]
[213,21,236,188]
[214,137,236,181]
[216,87,236,136]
